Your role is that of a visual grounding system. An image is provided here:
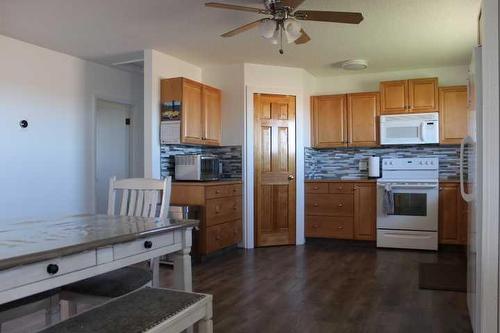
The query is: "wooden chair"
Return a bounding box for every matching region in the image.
[60,176,172,316]
[41,288,213,333]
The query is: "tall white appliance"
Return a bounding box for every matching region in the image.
[462,46,482,332]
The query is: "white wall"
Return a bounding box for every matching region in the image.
[314,65,468,95]
[143,49,202,178]
[0,34,143,220]
[202,64,245,146]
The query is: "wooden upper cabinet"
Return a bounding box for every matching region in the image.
[348,92,380,147]
[408,78,439,113]
[439,86,468,144]
[380,80,408,114]
[182,79,204,144]
[161,77,221,146]
[202,85,222,145]
[311,95,348,148]
[380,77,438,114]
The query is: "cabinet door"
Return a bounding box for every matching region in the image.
[353,183,376,240]
[380,80,408,114]
[311,95,348,148]
[408,78,438,113]
[202,85,221,146]
[439,183,461,244]
[181,79,203,144]
[439,86,468,144]
[348,92,380,147]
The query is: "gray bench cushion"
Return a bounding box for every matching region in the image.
[40,288,206,333]
[62,267,152,298]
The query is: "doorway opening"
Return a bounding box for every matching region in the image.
[253,93,297,247]
[95,99,133,214]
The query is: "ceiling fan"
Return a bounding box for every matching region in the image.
[205,0,363,54]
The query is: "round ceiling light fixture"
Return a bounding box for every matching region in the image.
[259,19,277,39]
[341,59,368,71]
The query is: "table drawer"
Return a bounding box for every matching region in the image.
[205,184,242,199]
[329,182,354,194]
[306,216,354,239]
[0,250,97,292]
[206,197,242,226]
[113,233,175,260]
[306,194,354,216]
[305,183,328,194]
[206,221,240,254]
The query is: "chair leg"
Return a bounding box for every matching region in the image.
[151,257,160,288]
[198,319,213,333]
[45,294,61,326]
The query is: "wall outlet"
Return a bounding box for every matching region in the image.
[359,160,368,171]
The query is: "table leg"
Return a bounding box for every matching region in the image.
[151,257,160,288]
[173,248,192,291]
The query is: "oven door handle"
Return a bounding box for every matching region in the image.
[377,184,438,189]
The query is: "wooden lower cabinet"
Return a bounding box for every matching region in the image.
[439,182,468,245]
[305,181,376,241]
[171,181,242,256]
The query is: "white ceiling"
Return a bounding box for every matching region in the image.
[0,0,480,76]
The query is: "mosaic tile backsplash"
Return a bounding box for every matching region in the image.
[161,145,242,179]
[305,145,464,180]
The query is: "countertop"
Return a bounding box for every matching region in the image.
[305,178,461,183]
[172,179,242,186]
[0,215,198,270]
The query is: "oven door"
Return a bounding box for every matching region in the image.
[377,182,438,231]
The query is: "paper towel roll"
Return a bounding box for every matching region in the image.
[368,156,380,178]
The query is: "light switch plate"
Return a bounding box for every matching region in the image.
[359,160,368,171]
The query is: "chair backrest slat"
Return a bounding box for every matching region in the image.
[107,177,172,219]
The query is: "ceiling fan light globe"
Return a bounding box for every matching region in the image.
[259,19,277,39]
[284,18,301,43]
[270,27,280,44]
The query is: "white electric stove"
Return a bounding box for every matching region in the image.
[376,158,439,250]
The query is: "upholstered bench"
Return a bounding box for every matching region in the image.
[40,288,213,333]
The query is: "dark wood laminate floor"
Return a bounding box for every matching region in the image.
[161,240,472,333]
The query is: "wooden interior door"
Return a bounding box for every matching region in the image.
[347,92,380,147]
[380,80,408,114]
[254,94,296,247]
[439,86,468,144]
[181,79,203,144]
[311,95,348,148]
[408,78,438,113]
[202,85,221,145]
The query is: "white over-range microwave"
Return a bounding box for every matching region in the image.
[380,112,439,145]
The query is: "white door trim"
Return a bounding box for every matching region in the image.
[478,0,499,332]
[91,95,135,214]
[243,85,306,249]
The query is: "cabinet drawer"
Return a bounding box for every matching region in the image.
[205,184,242,199]
[306,216,354,239]
[206,197,242,226]
[306,194,354,216]
[206,221,240,253]
[0,251,97,292]
[113,233,175,260]
[328,182,354,194]
[305,183,328,194]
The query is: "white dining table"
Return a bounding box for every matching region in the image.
[0,215,198,306]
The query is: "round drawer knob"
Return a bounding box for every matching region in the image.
[215,190,220,194]
[313,224,319,228]
[216,235,221,240]
[337,187,343,190]
[46,264,59,275]
[313,203,319,207]
[144,240,153,249]
[313,186,319,190]
[337,226,344,230]
[338,203,344,207]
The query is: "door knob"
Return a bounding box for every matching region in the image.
[288,175,295,181]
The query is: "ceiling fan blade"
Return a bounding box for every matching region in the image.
[205,2,268,14]
[294,10,364,24]
[279,0,306,10]
[221,19,265,37]
[294,29,311,44]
